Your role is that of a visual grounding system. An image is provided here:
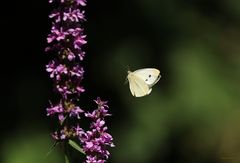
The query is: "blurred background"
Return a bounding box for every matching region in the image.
[1,0,240,162]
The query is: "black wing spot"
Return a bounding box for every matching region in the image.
[145,79,148,81]
[148,74,151,78]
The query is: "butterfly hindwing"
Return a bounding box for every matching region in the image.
[127,72,150,97]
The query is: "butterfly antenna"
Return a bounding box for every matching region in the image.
[126,65,130,72]
[124,65,130,85]
[124,76,128,84]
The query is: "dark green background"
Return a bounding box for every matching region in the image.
[1,0,240,162]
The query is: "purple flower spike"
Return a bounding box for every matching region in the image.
[45,0,114,162]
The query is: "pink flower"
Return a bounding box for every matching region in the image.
[63,8,85,22]
[76,0,86,6]
[49,11,61,22]
[47,27,69,43]
[74,35,87,49]
[69,106,84,119]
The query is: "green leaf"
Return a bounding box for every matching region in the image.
[68,140,85,154]
[44,141,59,158]
[65,154,70,163]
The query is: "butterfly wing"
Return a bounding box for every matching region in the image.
[127,72,151,97]
[133,68,161,87]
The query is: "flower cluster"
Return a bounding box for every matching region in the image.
[81,98,115,162]
[45,0,114,162]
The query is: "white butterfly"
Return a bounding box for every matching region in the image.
[127,68,161,97]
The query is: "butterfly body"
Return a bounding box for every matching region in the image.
[127,68,161,97]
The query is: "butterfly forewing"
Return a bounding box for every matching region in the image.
[133,68,161,87]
